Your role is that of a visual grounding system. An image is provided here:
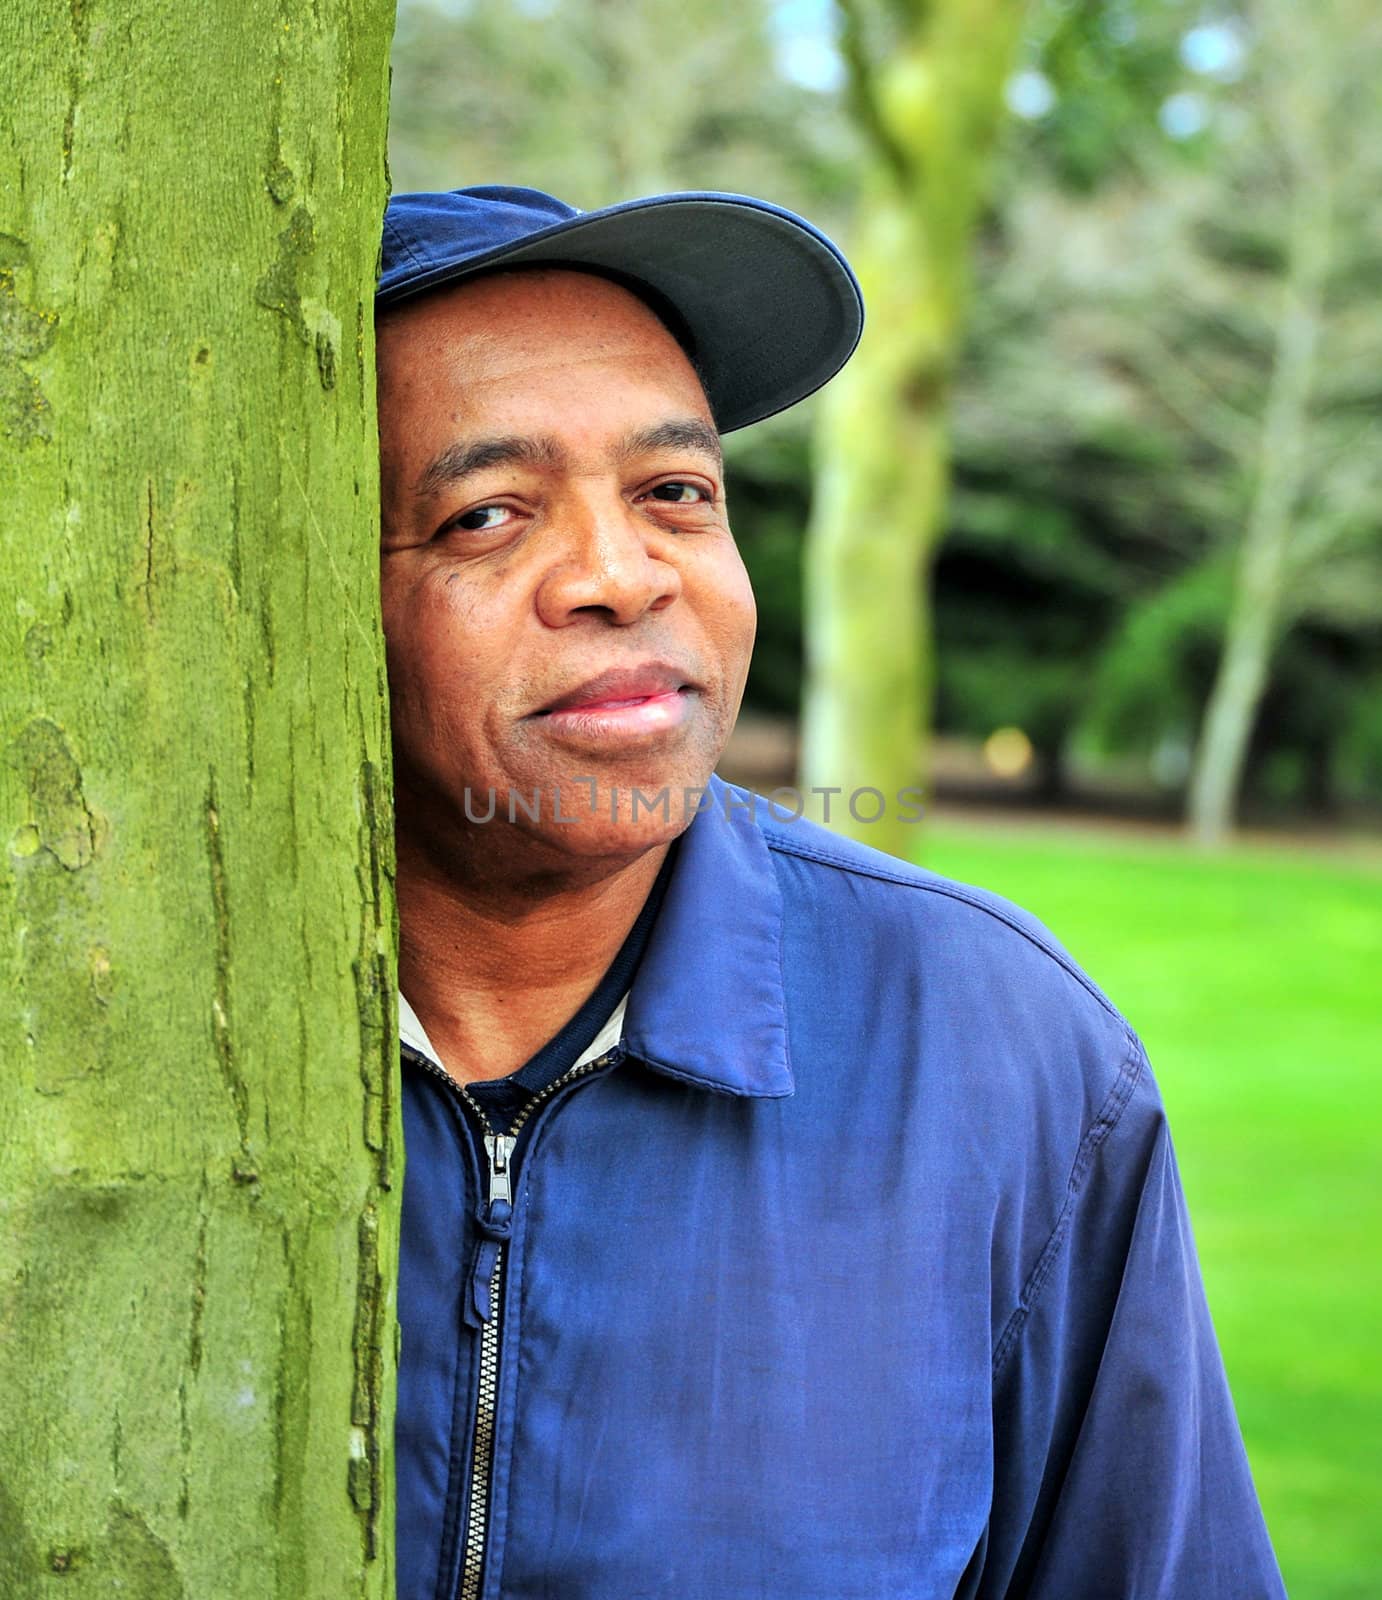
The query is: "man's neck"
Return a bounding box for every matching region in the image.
[396,831,669,1086]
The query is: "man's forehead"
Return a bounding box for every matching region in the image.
[378,268,712,418]
[377,265,692,364]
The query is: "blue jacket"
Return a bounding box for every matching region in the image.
[397,776,1285,1599]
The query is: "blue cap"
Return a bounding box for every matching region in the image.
[378,186,864,434]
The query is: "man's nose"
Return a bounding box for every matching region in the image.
[534,490,681,628]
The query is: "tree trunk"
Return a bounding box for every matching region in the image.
[0,5,399,1597]
[800,0,1025,858]
[801,193,945,859]
[1187,181,1331,846]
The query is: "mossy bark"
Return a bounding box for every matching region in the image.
[0,4,399,1596]
[801,1,1025,856]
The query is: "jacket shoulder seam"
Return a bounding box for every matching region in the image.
[763,830,1122,1025]
[990,1026,1146,1380]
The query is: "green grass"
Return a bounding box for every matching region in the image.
[921,820,1382,1600]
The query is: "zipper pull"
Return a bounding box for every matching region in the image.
[484,1134,516,1205]
[463,1134,517,1329]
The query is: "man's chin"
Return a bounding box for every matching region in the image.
[395,755,728,877]
[485,775,707,860]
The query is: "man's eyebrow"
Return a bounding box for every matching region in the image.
[414,435,566,500]
[618,418,723,467]
[412,418,722,501]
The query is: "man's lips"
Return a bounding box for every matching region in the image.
[528,661,700,744]
[534,662,695,715]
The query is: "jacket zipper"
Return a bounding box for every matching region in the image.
[406,1042,622,1600]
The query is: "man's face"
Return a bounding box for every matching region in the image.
[377,268,756,874]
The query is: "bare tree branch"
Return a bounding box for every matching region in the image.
[1080,312,1260,463]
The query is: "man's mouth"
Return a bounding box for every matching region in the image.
[535,662,694,716]
[531,662,698,742]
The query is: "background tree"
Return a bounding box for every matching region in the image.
[1182,0,1382,842]
[0,4,400,1595]
[949,0,1382,833]
[798,0,1028,855]
[935,0,1209,805]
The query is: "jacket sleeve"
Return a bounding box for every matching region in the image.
[981,1036,1287,1600]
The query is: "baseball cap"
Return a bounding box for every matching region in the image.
[378,186,864,434]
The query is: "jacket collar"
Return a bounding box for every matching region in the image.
[622,774,794,1099]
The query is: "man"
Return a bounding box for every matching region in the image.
[376,186,1285,1600]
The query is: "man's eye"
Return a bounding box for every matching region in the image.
[647,482,707,504]
[449,504,509,532]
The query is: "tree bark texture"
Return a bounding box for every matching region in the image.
[800,0,1025,858]
[0,4,399,1596]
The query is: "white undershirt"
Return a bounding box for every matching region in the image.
[398,990,629,1079]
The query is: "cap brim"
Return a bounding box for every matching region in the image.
[375,191,863,434]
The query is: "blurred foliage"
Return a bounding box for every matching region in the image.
[949,0,1382,816]
[386,0,1382,819]
[388,0,854,211]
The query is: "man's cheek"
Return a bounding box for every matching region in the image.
[711,581,757,689]
[384,643,473,753]
[707,550,756,638]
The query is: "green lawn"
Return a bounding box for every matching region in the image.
[921,820,1382,1600]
